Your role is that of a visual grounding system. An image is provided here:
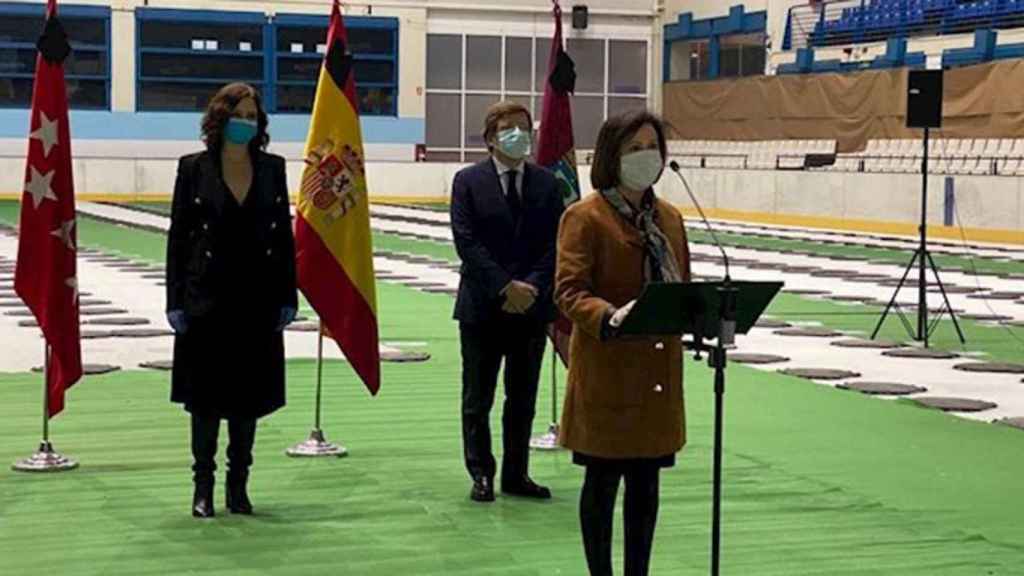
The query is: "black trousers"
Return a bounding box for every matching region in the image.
[190,413,257,486]
[580,462,661,576]
[459,320,546,483]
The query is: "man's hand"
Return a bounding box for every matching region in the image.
[502,281,538,314]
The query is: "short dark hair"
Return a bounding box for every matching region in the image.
[590,110,669,191]
[482,101,533,150]
[201,82,270,156]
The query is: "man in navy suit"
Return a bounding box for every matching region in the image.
[451,101,565,503]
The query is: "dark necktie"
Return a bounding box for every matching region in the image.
[506,170,521,220]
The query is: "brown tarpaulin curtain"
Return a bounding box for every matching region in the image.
[662,59,1024,153]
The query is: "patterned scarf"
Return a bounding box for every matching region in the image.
[600,188,683,284]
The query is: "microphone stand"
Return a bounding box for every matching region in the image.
[670,161,738,576]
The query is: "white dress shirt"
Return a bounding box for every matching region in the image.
[492,156,525,200]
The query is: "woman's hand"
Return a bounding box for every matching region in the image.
[609,300,637,328]
[167,310,188,334]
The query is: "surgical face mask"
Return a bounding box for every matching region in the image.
[495,127,532,160]
[619,149,664,192]
[225,118,258,145]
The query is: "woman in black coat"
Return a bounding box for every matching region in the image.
[166,83,298,518]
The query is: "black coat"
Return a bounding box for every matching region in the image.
[450,159,564,326]
[166,150,298,418]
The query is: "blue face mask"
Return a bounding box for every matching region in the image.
[496,127,532,160]
[224,118,258,145]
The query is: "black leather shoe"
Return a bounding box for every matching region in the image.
[501,477,552,500]
[470,476,495,502]
[226,474,253,515]
[193,484,215,518]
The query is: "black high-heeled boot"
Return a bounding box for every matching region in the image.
[193,478,215,518]
[226,470,253,515]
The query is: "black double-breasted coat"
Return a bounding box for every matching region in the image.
[166,150,298,418]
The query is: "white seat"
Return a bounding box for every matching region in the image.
[982,138,1000,157]
[998,138,1015,157]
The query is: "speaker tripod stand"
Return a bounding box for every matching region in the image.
[871,127,966,347]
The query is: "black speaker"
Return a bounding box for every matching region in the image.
[906,69,943,129]
[572,5,588,30]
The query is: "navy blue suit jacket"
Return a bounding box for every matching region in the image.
[450,159,564,326]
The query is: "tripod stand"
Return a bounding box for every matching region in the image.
[871,127,966,347]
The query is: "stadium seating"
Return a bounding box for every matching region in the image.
[667,137,1024,175]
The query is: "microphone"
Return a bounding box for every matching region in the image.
[668,160,731,281]
[668,160,736,348]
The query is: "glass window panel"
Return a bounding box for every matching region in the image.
[139,81,253,111]
[426,150,462,163]
[62,17,107,46]
[354,60,395,85]
[139,21,263,51]
[465,151,490,163]
[566,38,604,94]
[608,40,646,94]
[505,37,533,92]
[741,45,765,76]
[427,34,462,90]
[426,92,461,148]
[0,77,32,107]
[0,47,107,77]
[276,84,316,113]
[720,44,740,78]
[507,94,532,120]
[140,53,263,81]
[607,96,647,119]
[0,15,102,45]
[357,87,395,116]
[0,71,106,110]
[0,15,43,44]
[466,36,501,91]
[276,26,328,54]
[534,38,551,93]
[465,93,500,149]
[277,56,321,82]
[347,27,395,55]
[572,95,604,150]
[66,78,107,109]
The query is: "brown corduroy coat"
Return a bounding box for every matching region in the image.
[555,192,692,460]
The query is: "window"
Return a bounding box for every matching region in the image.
[425,33,649,161]
[273,14,398,116]
[720,33,765,78]
[136,9,398,115]
[136,9,265,112]
[0,3,110,109]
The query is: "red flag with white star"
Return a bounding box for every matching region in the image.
[15,0,82,417]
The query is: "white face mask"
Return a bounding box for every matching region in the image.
[495,127,532,160]
[619,149,664,192]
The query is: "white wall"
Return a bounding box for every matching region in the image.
[653,166,1024,236]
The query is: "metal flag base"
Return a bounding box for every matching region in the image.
[529,423,562,451]
[286,429,348,458]
[12,441,79,473]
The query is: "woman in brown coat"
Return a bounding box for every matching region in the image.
[555,111,691,576]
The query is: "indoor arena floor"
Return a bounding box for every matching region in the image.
[0,200,1022,575]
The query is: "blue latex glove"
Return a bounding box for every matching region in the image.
[276,307,297,332]
[167,310,188,334]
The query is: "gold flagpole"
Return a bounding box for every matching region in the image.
[13,343,78,472]
[287,321,347,457]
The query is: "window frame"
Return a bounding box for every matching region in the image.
[135,8,268,113]
[272,13,399,117]
[426,32,651,162]
[0,2,111,110]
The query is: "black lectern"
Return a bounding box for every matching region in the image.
[620,280,783,576]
